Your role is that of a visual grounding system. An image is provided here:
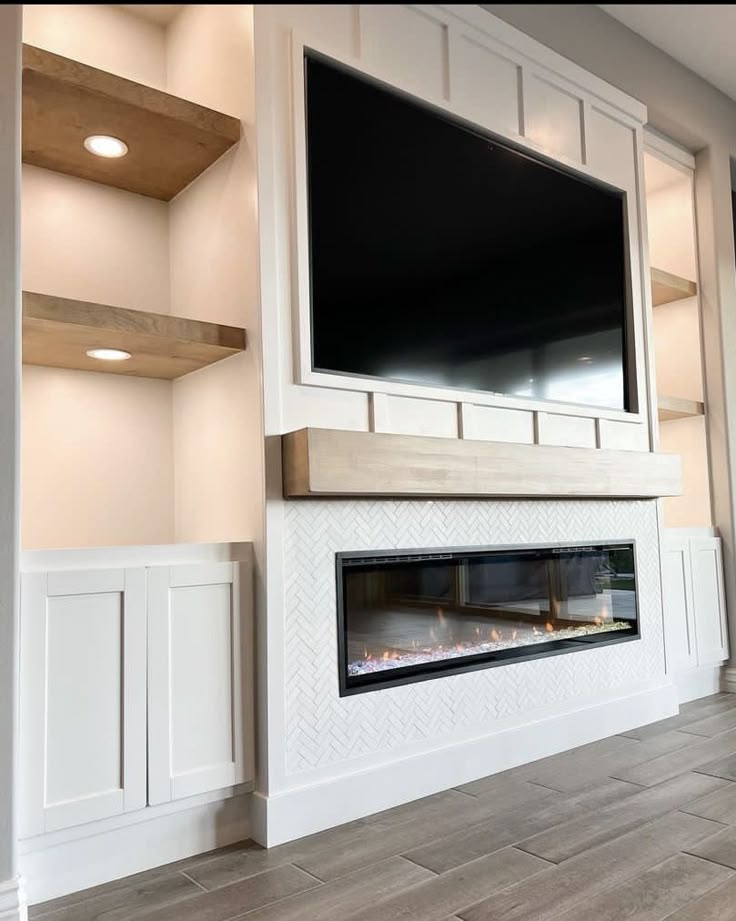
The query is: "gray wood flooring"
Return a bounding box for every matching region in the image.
[30,693,736,921]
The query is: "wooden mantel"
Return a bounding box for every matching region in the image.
[282,428,682,499]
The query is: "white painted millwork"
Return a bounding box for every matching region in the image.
[20,568,147,837]
[661,530,728,687]
[279,5,653,438]
[18,545,254,846]
[148,561,253,804]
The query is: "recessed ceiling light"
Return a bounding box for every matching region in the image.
[86,348,132,361]
[84,135,129,158]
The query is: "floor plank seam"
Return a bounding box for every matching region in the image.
[178,869,210,893]
[397,852,441,875]
[287,862,328,885]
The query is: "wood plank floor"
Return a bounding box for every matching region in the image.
[30,693,736,921]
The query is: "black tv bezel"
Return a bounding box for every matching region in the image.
[302,48,637,416]
[335,540,641,696]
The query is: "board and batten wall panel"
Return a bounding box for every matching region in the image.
[536,412,597,449]
[371,394,458,439]
[256,4,652,452]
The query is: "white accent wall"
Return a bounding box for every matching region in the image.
[253,3,674,845]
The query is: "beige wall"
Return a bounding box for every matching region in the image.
[22,367,175,549]
[23,4,166,88]
[168,4,263,546]
[22,165,170,313]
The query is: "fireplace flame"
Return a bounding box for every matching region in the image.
[545,622,554,633]
[436,608,445,624]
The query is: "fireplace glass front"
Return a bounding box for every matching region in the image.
[337,542,639,694]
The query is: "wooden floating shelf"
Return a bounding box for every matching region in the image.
[651,267,698,307]
[658,395,705,422]
[22,44,241,201]
[282,428,682,500]
[22,292,246,380]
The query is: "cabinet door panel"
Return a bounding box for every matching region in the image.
[690,537,729,665]
[148,561,253,805]
[19,568,146,837]
[660,536,697,673]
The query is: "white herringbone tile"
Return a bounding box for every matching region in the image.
[282,499,664,774]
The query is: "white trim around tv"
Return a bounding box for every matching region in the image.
[287,21,653,428]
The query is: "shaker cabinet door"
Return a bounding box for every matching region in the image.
[661,535,698,674]
[147,561,254,805]
[690,537,729,666]
[19,568,147,836]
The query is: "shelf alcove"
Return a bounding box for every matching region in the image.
[20,4,260,552]
[644,147,711,528]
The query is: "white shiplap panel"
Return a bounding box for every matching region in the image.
[359,5,449,100]
[597,419,649,452]
[460,403,534,444]
[448,30,520,135]
[371,393,458,438]
[536,412,597,449]
[586,106,636,191]
[523,73,583,163]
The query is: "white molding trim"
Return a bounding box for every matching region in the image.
[251,680,677,847]
[19,793,251,906]
[673,665,724,703]
[0,879,27,921]
[643,127,696,173]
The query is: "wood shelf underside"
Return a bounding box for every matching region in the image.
[282,428,682,499]
[658,395,705,422]
[22,44,241,201]
[22,292,246,380]
[651,267,698,307]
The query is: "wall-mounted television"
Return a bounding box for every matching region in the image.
[304,53,632,412]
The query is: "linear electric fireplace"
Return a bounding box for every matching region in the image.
[337,542,639,694]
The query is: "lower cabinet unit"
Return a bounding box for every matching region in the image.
[661,530,729,685]
[19,543,254,840]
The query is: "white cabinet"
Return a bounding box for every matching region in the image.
[148,561,253,804]
[19,568,147,836]
[19,545,253,839]
[661,531,728,675]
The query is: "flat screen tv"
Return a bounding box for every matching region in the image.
[305,53,631,412]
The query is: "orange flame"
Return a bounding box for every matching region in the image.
[545,622,554,633]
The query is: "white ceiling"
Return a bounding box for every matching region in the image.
[117,5,184,26]
[601,5,736,103]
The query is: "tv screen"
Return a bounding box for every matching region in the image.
[305,54,630,411]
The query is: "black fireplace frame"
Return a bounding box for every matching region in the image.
[336,540,641,696]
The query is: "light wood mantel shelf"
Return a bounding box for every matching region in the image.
[23,291,246,380]
[282,428,682,499]
[22,43,241,200]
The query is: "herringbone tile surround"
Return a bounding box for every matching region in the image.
[30,693,736,921]
[282,499,663,773]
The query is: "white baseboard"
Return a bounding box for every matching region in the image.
[252,680,677,847]
[0,878,27,921]
[722,666,736,694]
[20,793,251,905]
[674,665,724,703]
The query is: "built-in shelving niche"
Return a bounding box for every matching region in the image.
[21,44,247,381]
